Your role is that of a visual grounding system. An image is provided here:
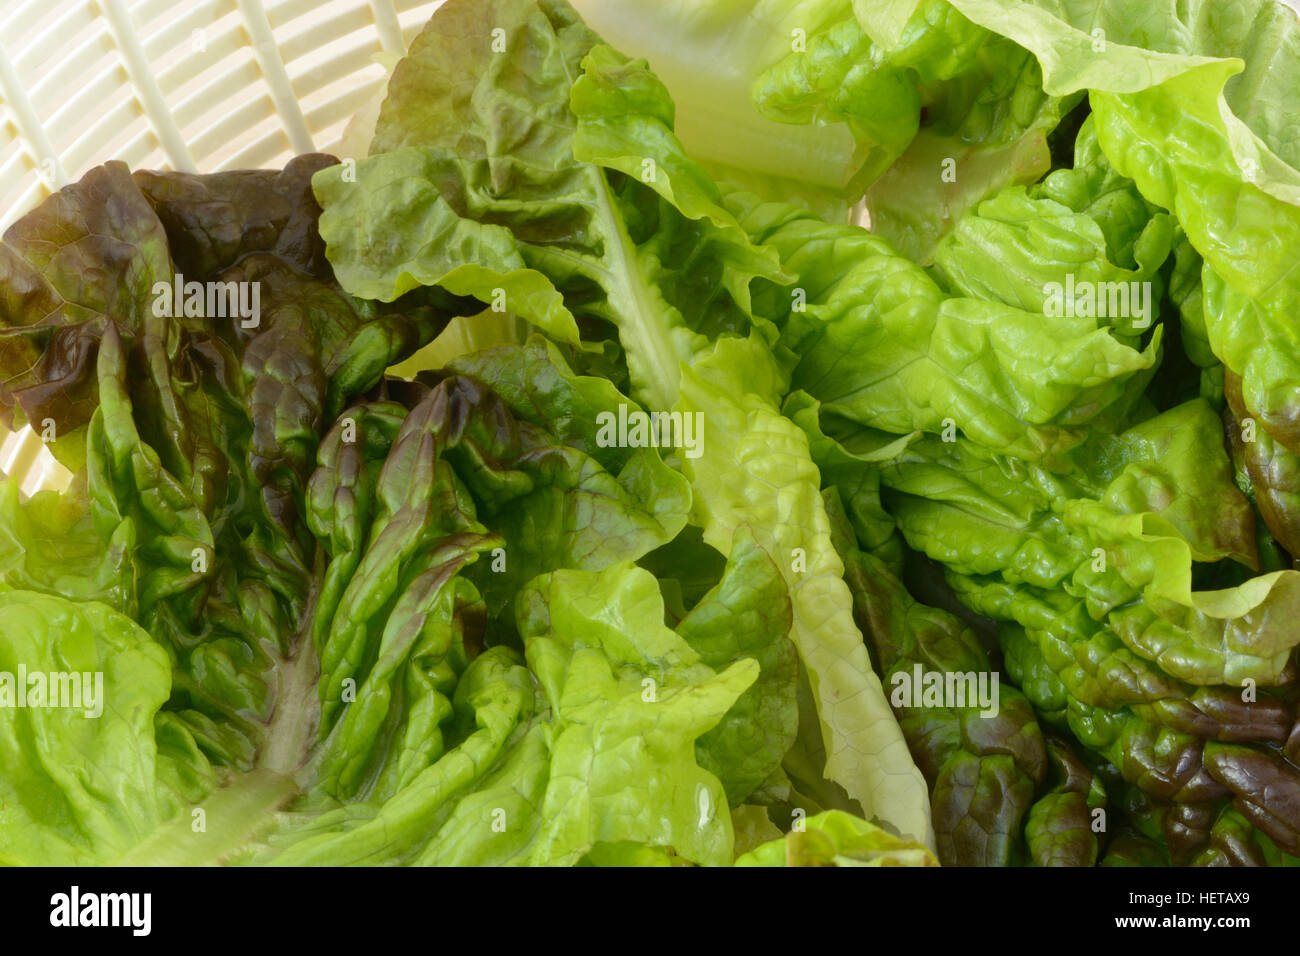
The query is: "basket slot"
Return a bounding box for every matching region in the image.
[139,0,231,59]
[0,121,43,232]
[305,74,386,154]
[277,6,380,66]
[26,28,148,177]
[0,0,443,236]
[61,102,157,181]
[272,0,357,29]
[186,88,282,169]
[149,12,251,96]
[0,132,24,183]
[46,64,158,179]
[223,122,296,170]
[287,39,387,124]
[8,0,100,80]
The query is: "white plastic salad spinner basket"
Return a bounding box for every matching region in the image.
[0,0,447,493]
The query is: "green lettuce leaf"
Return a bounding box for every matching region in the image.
[734,809,938,866]
[316,0,934,845]
[0,589,220,865]
[731,189,1159,463]
[675,336,932,842]
[931,116,1175,335]
[910,0,1300,455]
[758,0,1079,260]
[570,0,861,205]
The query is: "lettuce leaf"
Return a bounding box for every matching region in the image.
[735,809,938,866]
[731,189,1160,463]
[912,0,1300,454]
[0,590,213,865]
[570,0,861,207]
[315,0,934,845]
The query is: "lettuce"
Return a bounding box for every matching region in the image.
[314,0,933,844]
[570,0,861,216]
[731,188,1160,463]
[4,0,1298,870]
[734,809,939,866]
[0,590,198,866]
[851,0,1300,456]
[0,0,934,866]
